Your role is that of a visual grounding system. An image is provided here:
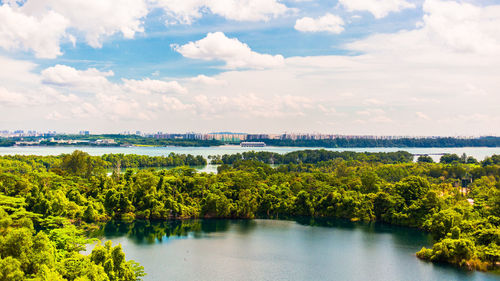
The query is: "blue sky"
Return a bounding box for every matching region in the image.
[0,0,499,135]
[14,0,424,79]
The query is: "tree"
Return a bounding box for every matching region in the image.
[394,176,430,205]
[294,191,314,216]
[440,154,460,164]
[90,241,142,281]
[60,150,105,178]
[417,155,434,163]
[360,170,380,193]
[0,257,24,281]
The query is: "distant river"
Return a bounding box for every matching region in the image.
[90,219,498,281]
[1,145,499,162]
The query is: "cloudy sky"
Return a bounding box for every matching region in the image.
[0,0,499,135]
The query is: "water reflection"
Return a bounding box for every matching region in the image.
[93,217,433,249]
[92,219,258,244]
[90,218,497,281]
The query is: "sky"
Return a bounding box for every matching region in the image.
[0,0,499,135]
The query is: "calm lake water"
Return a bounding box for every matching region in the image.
[1,145,499,162]
[90,219,498,281]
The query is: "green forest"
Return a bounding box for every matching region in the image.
[3,135,500,148]
[249,136,500,148]
[0,150,499,280]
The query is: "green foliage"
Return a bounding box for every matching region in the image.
[0,138,15,147]
[417,155,434,163]
[440,154,461,164]
[0,150,499,275]
[60,151,106,178]
[417,238,475,264]
[212,150,414,165]
[245,137,500,148]
[394,176,430,205]
[90,241,143,281]
[0,194,143,280]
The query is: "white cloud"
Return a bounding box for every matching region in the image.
[122,78,187,95]
[162,96,195,111]
[0,0,148,57]
[37,64,189,121]
[421,0,500,55]
[0,87,32,106]
[410,97,440,103]
[0,56,40,89]
[152,0,290,25]
[363,98,385,105]
[41,86,81,104]
[70,102,100,118]
[0,4,69,58]
[41,65,187,98]
[416,111,430,120]
[41,64,114,90]
[1,0,500,135]
[295,13,344,34]
[190,93,313,119]
[371,116,393,123]
[45,111,65,120]
[347,0,500,56]
[190,75,227,86]
[356,108,385,116]
[172,32,285,69]
[339,0,416,19]
[20,0,148,48]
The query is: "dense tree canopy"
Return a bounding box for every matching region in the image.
[248,137,500,148]
[209,150,413,165]
[0,150,499,277]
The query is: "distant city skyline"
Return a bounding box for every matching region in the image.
[0,0,499,135]
[1,129,497,139]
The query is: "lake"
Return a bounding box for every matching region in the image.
[90,219,498,281]
[1,145,499,163]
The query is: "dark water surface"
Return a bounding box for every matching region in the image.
[90,219,499,281]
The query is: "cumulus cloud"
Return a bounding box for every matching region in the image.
[421,0,500,55]
[172,32,285,69]
[162,96,195,111]
[164,0,499,134]
[190,75,227,86]
[152,0,291,25]
[37,64,189,121]
[122,78,187,95]
[339,0,416,19]
[41,64,114,90]
[371,116,393,123]
[0,87,32,106]
[0,0,148,57]
[0,56,40,89]
[190,93,314,118]
[1,0,288,58]
[0,84,81,109]
[347,0,500,56]
[363,98,385,105]
[295,13,345,34]
[0,4,69,58]
[45,111,65,120]
[1,0,500,135]
[416,112,430,120]
[20,0,148,48]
